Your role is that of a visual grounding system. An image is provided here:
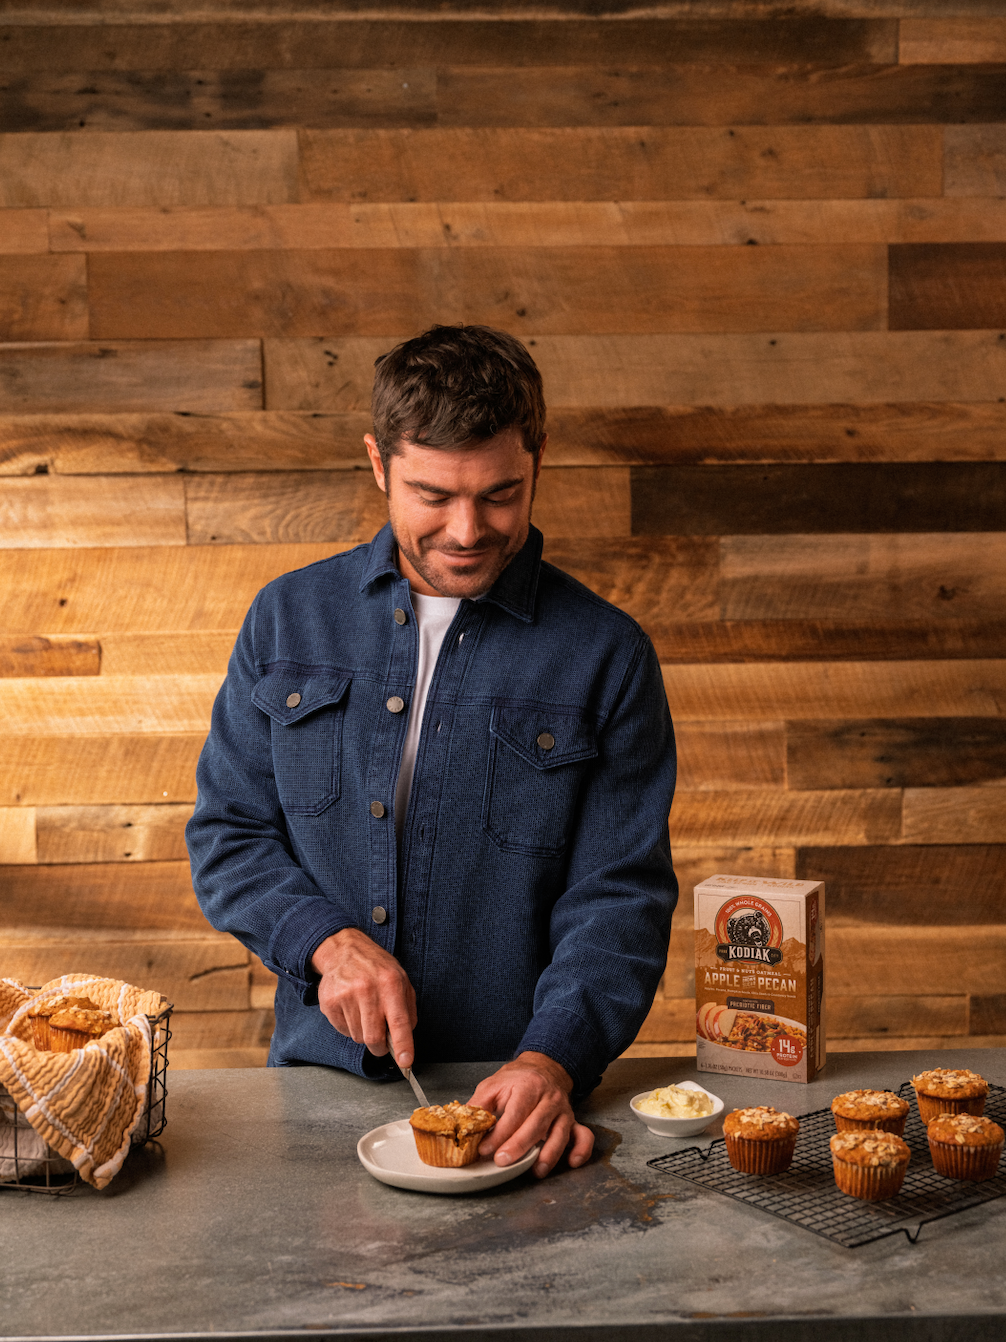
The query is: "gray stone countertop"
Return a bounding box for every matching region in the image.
[4,1051,1006,1342]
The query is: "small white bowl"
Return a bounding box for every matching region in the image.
[629,1080,724,1137]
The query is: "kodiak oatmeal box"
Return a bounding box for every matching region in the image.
[695,874,825,1085]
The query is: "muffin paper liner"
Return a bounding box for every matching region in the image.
[915,1093,986,1124]
[928,1137,1004,1182]
[831,1154,909,1201]
[724,1132,797,1175]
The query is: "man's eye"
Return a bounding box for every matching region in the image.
[420,493,449,504]
[485,490,518,504]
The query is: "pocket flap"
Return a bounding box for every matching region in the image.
[252,672,351,725]
[489,705,597,770]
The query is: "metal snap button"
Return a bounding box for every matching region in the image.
[286,692,302,708]
[370,801,386,818]
[394,608,407,625]
[537,732,555,750]
[386,696,405,713]
[371,906,388,925]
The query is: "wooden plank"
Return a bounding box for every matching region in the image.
[890,242,1006,330]
[0,675,219,737]
[649,620,1006,664]
[0,19,898,70]
[298,126,942,203]
[900,19,1006,63]
[0,475,187,548]
[0,929,250,1011]
[534,468,631,539]
[903,787,1006,844]
[828,926,1006,997]
[0,209,48,252]
[674,720,786,791]
[788,718,1006,790]
[540,537,719,624]
[633,462,1006,535]
[99,631,235,677]
[721,534,1006,623]
[184,471,386,545]
[48,199,1006,254]
[0,341,263,414]
[0,635,99,676]
[438,64,1006,128]
[0,131,298,208]
[663,661,1006,720]
[0,807,36,864]
[969,995,1006,1035]
[250,982,276,1011]
[0,734,204,806]
[265,333,1006,411]
[87,245,887,340]
[0,864,210,930]
[0,254,86,341]
[669,788,901,846]
[168,1009,274,1052]
[35,803,193,864]
[0,412,370,476]
[945,126,1006,197]
[0,542,343,634]
[796,844,1006,926]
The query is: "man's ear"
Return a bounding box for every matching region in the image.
[364,433,387,494]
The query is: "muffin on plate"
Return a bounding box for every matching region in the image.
[48,1006,114,1053]
[927,1113,1004,1182]
[26,995,104,1050]
[409,1101,497,1168]
[723,1106,799,1174]
[912,1068,988,1124]
[831,1089,910,1135]
[830,1130,910,1201]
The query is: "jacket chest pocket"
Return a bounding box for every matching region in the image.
[482,705,598,858]
[252,672,351,817]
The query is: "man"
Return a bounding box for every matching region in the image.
[187,324,677,1178]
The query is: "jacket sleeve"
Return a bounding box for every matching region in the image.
[514,632,678,1098]
[185,593,356,1001]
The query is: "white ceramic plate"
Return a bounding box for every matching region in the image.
[629,1080,724,1138]
[357,1119,541,1194]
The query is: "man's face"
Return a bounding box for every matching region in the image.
[364,427,544,599]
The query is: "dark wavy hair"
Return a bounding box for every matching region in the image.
[371,325,546,473]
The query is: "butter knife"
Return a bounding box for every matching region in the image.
[387,1031,430,1108]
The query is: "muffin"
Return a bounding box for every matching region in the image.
[722,1106,799,1175]
[830,1089,910,1136]
[912,1068,988,1124]
[409,1101,497,1168]
[26,995,103,1050]
[830,1130,911,1201]
[48,1006,114,1053]
[927,1113,1005,1182]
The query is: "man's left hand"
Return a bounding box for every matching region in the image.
[468,1052,594,1179]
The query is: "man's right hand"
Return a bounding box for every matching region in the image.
[310,928,417,1068]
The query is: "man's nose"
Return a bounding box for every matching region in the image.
[447,499,484,548]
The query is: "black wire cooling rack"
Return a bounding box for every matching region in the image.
[648,1081,1006,1248]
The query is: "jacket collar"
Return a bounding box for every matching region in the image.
[360,522,541,624]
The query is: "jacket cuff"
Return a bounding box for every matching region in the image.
[265,900,356,1003]
[516,1007,606,1103]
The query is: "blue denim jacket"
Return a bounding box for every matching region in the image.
[186,523,677,1096]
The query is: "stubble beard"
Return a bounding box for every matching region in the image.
[395,528,526,599]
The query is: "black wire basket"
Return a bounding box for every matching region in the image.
[0,996,173,1195]
[648,1080,1006,1248]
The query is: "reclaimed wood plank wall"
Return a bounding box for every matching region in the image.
[1,0,1005,1067]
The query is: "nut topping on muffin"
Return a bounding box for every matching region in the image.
[911,1068,988,1095]
[830,1131,909,1168]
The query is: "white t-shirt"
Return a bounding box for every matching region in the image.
[394,592,461,844]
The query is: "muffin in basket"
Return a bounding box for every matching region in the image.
[927,1113,1004,1182]
[912,1068,988,1124]
[26,995,104,1051]
[409,1101,497,1168]
[830,1130,910,1201]
[48,1006,114,1053]
[722,1107,799,1175]
[830,1089,910,1135]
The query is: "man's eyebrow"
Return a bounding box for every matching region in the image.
[403,475,525,496]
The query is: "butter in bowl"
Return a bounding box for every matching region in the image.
[629,1080,724,1137]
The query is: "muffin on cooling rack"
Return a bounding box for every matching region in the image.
[912,1068,988,1124]
[723,1107,799,1175]
[48,1006,114,1053]
[409,1101,497,1168]
[26,995,104,1050]
[927,1113,1004,1182]
[830,1130,910,1201]
[830,1089,910,1136]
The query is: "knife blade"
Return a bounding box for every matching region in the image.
[387,1031,430,1108]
